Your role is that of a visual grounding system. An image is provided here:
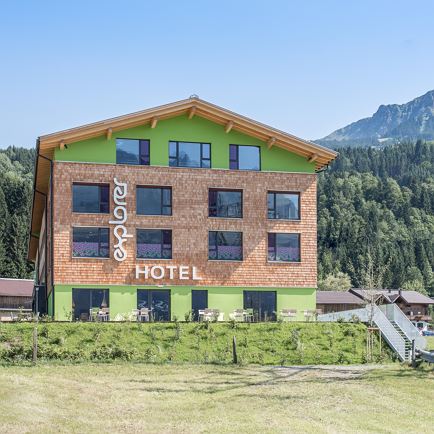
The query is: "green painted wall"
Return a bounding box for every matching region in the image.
[54,115,315,173]
[47,291,53,317]
[53,284,315,321]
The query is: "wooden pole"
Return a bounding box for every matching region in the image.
[32,322,38,364]
[232,336,238,364]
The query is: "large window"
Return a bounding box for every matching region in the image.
[209,231,243,261]
[72,183,109,214]
[243,291,276,322]
[136,229,172,259]
[209,189,242,218]
[72,288,109,321]
[229,145,260,170]
[169,141,211,168]
[116,138,150,165]
[137,186,172,215]
[137,289,170,321]
[72,227,109,258]
[267,192,300,220]
[268,233,300,262]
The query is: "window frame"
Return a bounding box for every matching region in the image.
[72,226,110,259]
[208,230,243,261]
[267,232,301,263]
[267,191,301,221]
[116,138,150,165]
[229,144,261,171]
[137,289,171,322]
[136,228,173,260]
[168,140,211,168]
[136,186,172,216]
[208,188,243,219]
[72,183,110,214]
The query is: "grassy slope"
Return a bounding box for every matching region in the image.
[0,322,387,365]
[0,363,432,433]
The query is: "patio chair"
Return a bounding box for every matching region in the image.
[229,309,245,322]
[139,308,150,322]
[98,308,110,322]
[279,309,297,322]
[132,309,140,321]
[304,309,316,322]
[198,309,205,322]
[89,307,99,322]
[203,308,220,322]
[79,312,89,322]
[245,308,254,322]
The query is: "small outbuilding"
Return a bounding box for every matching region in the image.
[316,291,365,314]
[0,278,33,321]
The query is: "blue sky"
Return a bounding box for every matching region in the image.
[1,0,434,148]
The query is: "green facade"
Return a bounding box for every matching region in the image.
[54,115,316,173]
[54,284,315,321]
[50,112,317,321]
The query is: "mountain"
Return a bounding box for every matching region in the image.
[317,90,434,148]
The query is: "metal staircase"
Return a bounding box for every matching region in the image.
[318,304,427,362]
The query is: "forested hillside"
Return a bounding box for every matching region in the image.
[0,147,35,278]
[0,143,433,296]
[318,141,434,295]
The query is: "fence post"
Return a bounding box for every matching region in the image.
[32,320,38,364]
[232,335,238,364]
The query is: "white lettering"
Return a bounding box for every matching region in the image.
[179,266,189,280]
[109,178,131,262]
[150,266,165,279]
[136,265,149,279]
[166,265,177,280]
[192,266,202,280]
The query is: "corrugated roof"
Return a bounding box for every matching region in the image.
[350,288,434,305]
[316,291,365,304]
[0,278,34,297]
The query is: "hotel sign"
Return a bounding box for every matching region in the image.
[136,265,202,280]
[109,178,132,262]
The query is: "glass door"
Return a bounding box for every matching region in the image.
[137,289,171,321]
[72,288,109,321]
[243,291,276,321]
[192,290,208,321]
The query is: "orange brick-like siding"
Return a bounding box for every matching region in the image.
[52,162,317,288]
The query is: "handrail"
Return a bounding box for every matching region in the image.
[380,304,426,350]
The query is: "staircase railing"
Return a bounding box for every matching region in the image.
[379,304,427,350]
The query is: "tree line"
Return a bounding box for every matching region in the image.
[0,141,432,296]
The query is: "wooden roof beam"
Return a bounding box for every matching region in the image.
[150,117,158,129]
[308,153,319,163]
[106,128,113,140]
[59,140,65,150]
[225,120,234,133]
[188,106,196,119]
[267,137,276,149]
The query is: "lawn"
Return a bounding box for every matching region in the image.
[0,363,432,433]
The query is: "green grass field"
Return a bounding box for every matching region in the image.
[0,363,432,433]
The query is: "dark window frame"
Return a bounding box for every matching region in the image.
[168,140,211,168]
[72,226,110,259]
[137,289,171,322]
[229,144,261,171]
[208,188,243,218]
[267,191,300,220]
[267,232,301,263]
[191,290,208,321]
[243,290,277,322]
[208,230,243,261]
[116,138,150,165]
[72,183,110,214]
[72,288,110,321]
[136,186,172,216]
[136,228,173,259]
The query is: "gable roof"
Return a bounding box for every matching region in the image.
[28,97,338,261]
[0,278,34,297]
[350,288,434,305]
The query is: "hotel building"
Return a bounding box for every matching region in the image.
[28,97,337,321]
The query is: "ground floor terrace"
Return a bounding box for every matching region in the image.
[48,285,315,322]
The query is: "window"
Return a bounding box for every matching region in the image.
[137,289,170,321]
[209,231,243,261]
[137,229,172,259]
[267,192,300,220]
[72,227,109,258]
[137,186,172,215]
[72,288,109,321]
[72,183,109,213]
[169,141,211,168]
[244,291,276,322]
[229,145,260,170]
[192,290,208,321]
[209,189,242,218]
[268,233,300,262]
[116,138,150,165]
